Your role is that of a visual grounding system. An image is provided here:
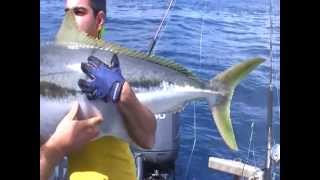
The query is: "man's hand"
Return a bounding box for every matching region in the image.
[47,102,102,155]
[78,54,125,103]
[40,102,102,180]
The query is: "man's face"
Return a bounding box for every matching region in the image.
[65,0,99,38]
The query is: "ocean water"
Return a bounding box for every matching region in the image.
[41,0,280,179]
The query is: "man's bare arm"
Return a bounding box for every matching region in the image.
[117,82,156,149]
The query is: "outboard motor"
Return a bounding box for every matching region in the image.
[132,112,180,180]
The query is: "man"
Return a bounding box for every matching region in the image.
[40,0,157,179]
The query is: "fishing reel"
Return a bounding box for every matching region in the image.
[270,144,280,163]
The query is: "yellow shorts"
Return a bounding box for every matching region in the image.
[68,136,136,180]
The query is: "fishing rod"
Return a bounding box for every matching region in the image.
[147,0,176,56]
[264,0,275,178]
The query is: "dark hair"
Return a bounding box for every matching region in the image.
[90,0,106,16]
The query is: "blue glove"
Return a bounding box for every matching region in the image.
[78,54,125,103]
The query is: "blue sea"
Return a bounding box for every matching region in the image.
[41,0,280,179]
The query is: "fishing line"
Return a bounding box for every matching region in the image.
[184,0,207,179]
[184,102,197,179]
[147,0,176,55]
[153,0,176,55]
[252,129,257,168]
[241,120,256,177]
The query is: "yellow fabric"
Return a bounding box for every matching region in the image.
[68,136,136,180]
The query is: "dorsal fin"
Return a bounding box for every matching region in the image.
[55,11,104,47]
[102,42,199,81]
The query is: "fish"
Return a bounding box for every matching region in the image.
[40,11,265,151]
